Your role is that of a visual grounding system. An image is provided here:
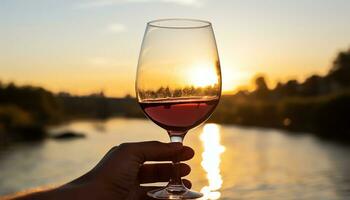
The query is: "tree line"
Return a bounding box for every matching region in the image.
[211,47,350,143]
[1,47,349,144]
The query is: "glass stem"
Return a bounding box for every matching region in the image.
[168,132,187,190]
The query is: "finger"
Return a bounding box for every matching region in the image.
[183,179,192,189]
[117,141,194,163]
[174,146,195,162]
[139,163,191,183]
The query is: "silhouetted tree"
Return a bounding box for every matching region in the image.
[253,76,269,99]
[255,76,269,91]
[274,80,299,97]
[125,94,132,99]
[328,48,350,87]
[0,83,62,123]
[300,75,324,96]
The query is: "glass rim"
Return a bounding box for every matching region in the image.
[147,18,212,29]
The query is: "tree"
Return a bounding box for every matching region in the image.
[300,75,324,96]
[255,76,269,91]
[328,48,350,87]
[253,75,269,99]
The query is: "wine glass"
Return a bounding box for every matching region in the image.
[136,19,221,199]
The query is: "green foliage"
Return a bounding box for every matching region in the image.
[0,105,46,142]
[0,83,62,123]
[0,105,32,129]
[0,83,61,142]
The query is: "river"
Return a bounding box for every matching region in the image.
[0,118,350,199]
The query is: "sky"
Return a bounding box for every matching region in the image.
[1,0,350,97]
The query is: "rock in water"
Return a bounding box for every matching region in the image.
[52,131,86,140]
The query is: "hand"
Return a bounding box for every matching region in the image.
[11,141,194,200]
[72,141,194,199]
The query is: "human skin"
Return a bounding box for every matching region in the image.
[7,141,194,200]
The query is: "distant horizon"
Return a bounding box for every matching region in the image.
[1,44,348,98]
[0,47,344,99]
[0,55,343,98]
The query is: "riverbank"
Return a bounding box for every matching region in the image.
[1,90,349,145]
[1,47,350,145]
[210,91,350,144]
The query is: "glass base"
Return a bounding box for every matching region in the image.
[147,184,203,199]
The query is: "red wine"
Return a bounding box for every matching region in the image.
[140,97,219,133]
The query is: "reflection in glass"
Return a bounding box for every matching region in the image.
[200,124,226,200]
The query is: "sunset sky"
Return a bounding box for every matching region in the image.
[1,0,350,97]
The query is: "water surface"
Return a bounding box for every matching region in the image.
[0,118,349,199]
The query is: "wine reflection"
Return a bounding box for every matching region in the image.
[199,124,226,200]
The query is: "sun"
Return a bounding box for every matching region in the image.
[187,62,219,87]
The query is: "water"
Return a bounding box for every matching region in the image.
[0,118,350,199]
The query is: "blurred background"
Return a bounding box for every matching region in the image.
[1,0,350,199]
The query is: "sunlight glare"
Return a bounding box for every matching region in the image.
[199,124,226,200]
[188,63,218,87]
[220,61,252,94]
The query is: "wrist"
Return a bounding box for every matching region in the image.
[55,181,120,200]
[53,182,99,200]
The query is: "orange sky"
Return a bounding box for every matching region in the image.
[1,0,350,97]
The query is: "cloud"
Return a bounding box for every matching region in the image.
[77,0,202,8]
[106,23,127,33]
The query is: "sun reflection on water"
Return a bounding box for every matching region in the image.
[199,124,226,200]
